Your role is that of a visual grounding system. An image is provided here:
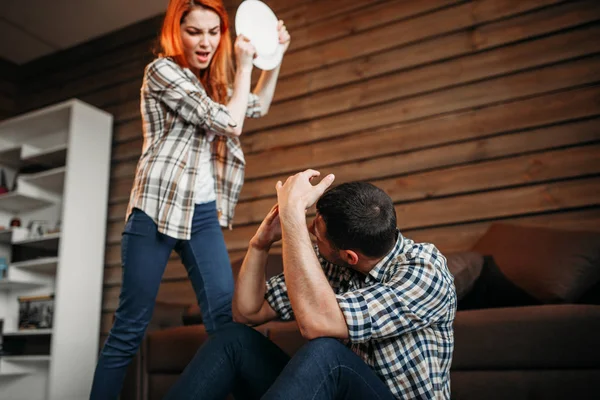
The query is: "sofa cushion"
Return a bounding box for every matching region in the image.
[458,256,540,310]
[452,304,600,370]
[472,224,600,303]
[146,325,209,373]
[446,252,485,301]
[451,370,600,400]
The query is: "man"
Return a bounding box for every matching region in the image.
[165,170,457,400]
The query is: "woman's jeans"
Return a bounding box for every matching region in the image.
[165,323,396,400]
[89,201,234,400]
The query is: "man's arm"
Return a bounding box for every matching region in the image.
[232,205,280,325]
[276,170,348,340]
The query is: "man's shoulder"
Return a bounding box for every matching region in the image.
[388,236,448,278]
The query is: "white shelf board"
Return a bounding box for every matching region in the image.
[21,167,66,194]
[0,370,30,377]
[13,233,60,250]
[0,145,22,169]
[3,329,52,337]
[11,257,58,274]
[0,192,54,213]
[0,279,44,290]
[0,229,12,244]
[0,100,72,142]
[0,355,51,362]
[21,144,67,169]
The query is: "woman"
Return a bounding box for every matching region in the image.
[90,0,290,398]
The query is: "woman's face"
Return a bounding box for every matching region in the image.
[181,7,221,74]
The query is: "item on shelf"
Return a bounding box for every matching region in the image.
[47,220,61,235]
[27,220,50,239]
[11,172,17,191]
[18,295,54,330]
[10,216,21,227]
[0,257,7,280]
[0,169,8,194]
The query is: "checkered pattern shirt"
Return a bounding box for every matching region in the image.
[126,57,262,239]
[265,231,457,399]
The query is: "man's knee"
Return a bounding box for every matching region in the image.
[297,337,346,362]
[211,322,266,346]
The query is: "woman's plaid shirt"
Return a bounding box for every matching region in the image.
[126,57,261,239]
[265,232,457,399]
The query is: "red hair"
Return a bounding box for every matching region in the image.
[160,0,233,104]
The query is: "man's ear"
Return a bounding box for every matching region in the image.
[342,250,359,265]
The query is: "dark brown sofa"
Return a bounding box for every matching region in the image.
[133,224,600,400]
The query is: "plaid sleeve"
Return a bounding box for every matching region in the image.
[265,272,294,321]
[246,92,262,118]
[144,58,235,135]
[336,254,452,343]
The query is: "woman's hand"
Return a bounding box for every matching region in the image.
[235,34,256,70]
[250,204,282,251]
[278,20,291,53]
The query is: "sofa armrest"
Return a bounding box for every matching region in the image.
[452,304,600,370]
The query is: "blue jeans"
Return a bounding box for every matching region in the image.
[90,202,234,400]
[165,323,396,400]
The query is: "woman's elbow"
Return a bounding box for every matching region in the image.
[230,125,243,137]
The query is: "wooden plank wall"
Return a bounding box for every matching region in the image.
[0,58,18,120]
[14,0,600,341]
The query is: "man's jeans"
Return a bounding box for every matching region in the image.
[165,323,396,400]
[90,202,234,400]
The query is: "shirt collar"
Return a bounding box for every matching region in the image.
[366,229,404,283]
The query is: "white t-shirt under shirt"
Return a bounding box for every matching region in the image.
[194,134,217,204]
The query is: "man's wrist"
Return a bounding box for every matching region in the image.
[279,204,306,223]
[249,237,272,252]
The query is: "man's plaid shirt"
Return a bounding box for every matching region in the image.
[126,57,261,239]
[265,231,457,399]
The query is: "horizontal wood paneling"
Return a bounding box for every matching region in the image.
[110,23,600,163]
[101,204,600,327]
[108,84,600,202]
[15,0,600,341]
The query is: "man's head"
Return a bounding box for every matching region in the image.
[310,182,397,271]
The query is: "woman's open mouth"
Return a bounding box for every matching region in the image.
[196,51,210,63]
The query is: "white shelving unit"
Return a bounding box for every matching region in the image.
[0,99,112,400]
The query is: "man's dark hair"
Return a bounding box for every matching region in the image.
[316,182,397,258]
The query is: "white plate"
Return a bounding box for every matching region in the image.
[235,0,284,70]
[253,44,284,70]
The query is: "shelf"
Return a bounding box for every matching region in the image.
[21,144,67,169]
[3,329,52,337]
[0,146,22,169]
[0,370,30,377]
[0,192,54,213]
[0,100,71,143]
[0,279,44,290]
[20,167,65,194]
[13,233,60,250]
[11,257,58,274]
[0,229,12,244]
[0,355,51,362]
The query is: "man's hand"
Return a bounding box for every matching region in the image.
[276,169,335,215]
[249,204,282,251]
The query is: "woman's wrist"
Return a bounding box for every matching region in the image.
[236,62,253,76]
